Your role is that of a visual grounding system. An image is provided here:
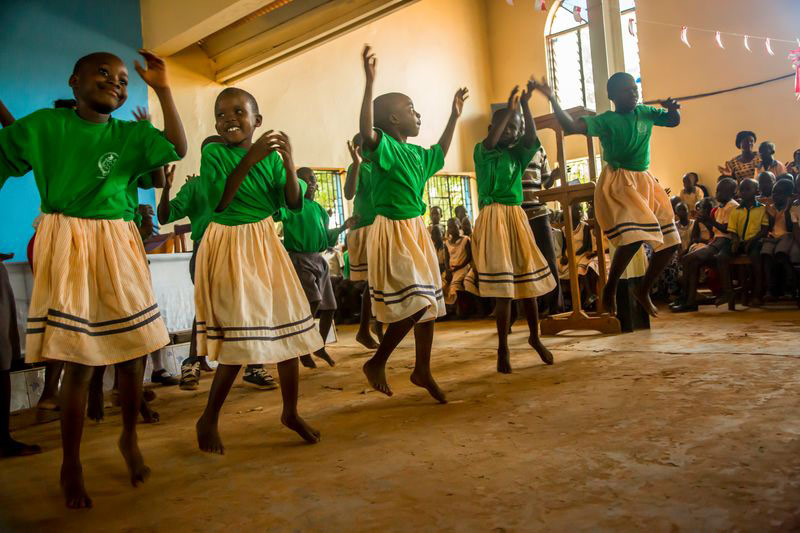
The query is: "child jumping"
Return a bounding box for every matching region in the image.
[194,88,323,454]
[275,166,356,368]
[358,45,468,402]
[470,82,556,373]
[0,51,187,508]
[532,73,681,316]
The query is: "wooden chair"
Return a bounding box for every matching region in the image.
[532,107,621,335]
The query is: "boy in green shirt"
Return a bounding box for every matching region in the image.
[358,45,468,403]
[276,167,355,368]
[533,72,681,317]
[344,133,384,349]
[0,50,186,508]
[194,88,324,455]
[470,82,557,374]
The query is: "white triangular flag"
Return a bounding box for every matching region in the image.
[680,26,691,48]
[715,31,725,49]
[744,35,751,52]
[766,38,775,55]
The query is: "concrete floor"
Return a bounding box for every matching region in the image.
[3,307,800,531]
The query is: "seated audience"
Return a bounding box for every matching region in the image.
[679,172,704,217]
[721,131,760,183]
[757,171,775,206]
[762,179,799,298]
[757,141,787,178]
[786,148,800,178]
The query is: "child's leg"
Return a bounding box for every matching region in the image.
[150,349,178,385]
[715,248,734,306]
[313,309,336,366]
[494,297,513,373]
[409,320,446,403]
[196,363,241,454]
[523,298,553,365]
[59,362,94,508]
[601,241,643,315]
[363,307,426,396]
[1,369,41,457]
[86,366,106,422]
[356,286,379,349]
[679,246,715,307]
[115,356,150,486]
[635,245,679,316]
[37,361,64,410]
[277,357,320,443]
[300,301,319,369]
[749,245,765,305]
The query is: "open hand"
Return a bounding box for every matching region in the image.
[347,140,361,163]
[362,45,377,83]
[185,173,198,182]
[530,76,554,100]
[507,85,520,110]
[521,78,535,105]
[452,87,469,117]
[344,215,360,230]
[660,97,680,111]
[134,49,169,90]
[132,106,151,122]
[163,164,176,188]
[246,130,277,163]
[272,131,296,171]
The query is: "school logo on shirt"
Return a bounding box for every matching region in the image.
[636,121,648,135]
[97,152,119,179]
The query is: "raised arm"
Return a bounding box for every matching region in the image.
[658,98,681,128]
[327,216,358,246]
[519,79,539,149]
[216,130,276,212]
[273,131,302,210]
[531,76,587,135]
[437,87,469,157]
[156,165,177,225]
[0,99,14,128]
[359,46,379,152]
[483,86,519,150]
[134,50,188,157]
[343,140,361,200]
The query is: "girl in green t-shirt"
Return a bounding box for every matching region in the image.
[193,88,324,456]
[357,45,468,404]
[532,72,682,318]
[470,82,557,374]
[0,51,187,509]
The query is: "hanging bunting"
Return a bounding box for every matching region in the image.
[539,0,547,11]
[790,47,800,98]
[628,18,636,37]
[766,38,775,56]
[573,6,582,23]
[680,26,691,48]
[506,0,513,5]
[744,35,751,52]
[715,31,725,49]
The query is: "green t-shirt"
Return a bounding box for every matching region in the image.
[201,143,305,226]
[581,105,671,171]
[350,161,377,228]
[343,250,350,279]
[473,139,541,207]
[0,108,178,219]
[362,129,445,220]
[125,173,158,226]
[275,197,337,253]
[167,176,212,242]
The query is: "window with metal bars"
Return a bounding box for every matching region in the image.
[310,168,346,242]
[546,0,640,111]
[423,174,474,224]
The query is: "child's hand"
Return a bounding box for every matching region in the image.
[507,85,520,110]
[452,87,469,117]
[362,45,377,84]
[560,255,568,266]
[347,140,361,163]
[185,173,198,182]
[134,50,170,90]
[163,164,176,188]
[530,76,554,99]
[132,106,151,122]
[660,97,680,111]
[344,216,359,230]
[272,131,296,170]
[520,78,535,105]
[245,130,278,164]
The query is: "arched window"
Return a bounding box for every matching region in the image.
[545,0,641,110]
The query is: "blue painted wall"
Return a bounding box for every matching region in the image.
[0,0,155,261]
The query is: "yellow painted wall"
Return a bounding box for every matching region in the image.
[148,0,494,230]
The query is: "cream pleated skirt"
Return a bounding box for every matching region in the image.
[594,167,680,251]
[346,225,370,282]
[194,218,324,365]
[469,203,556,299]
[25,214,169,366]
[367,215,445,323]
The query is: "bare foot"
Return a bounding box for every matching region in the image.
[118,432,150,487]
[299,354,317,369]
[371,321,384,342]
[362,359,392,397]
[143,389,157,402]
[529,336,554,365]
[313,348,336,367]
[0,437,42,458]
[86,386,104,422]
[497,346,512,374]
[281,413,321,444]
[37,396,59,411]
[634,287,659,317]
[410,369,447,404]
[196,415,224,454]
[140,400,160,424]
[61,463,92,509]
[602,284,617,316]
[355,330,379,350]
